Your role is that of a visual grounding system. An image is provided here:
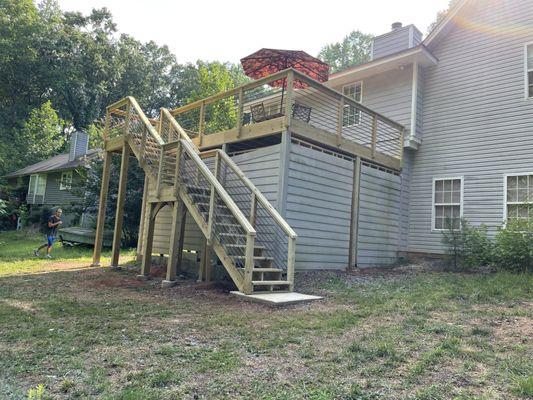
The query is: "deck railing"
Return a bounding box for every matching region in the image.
[170,68,404,165]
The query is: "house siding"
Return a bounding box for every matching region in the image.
[357,163,402,267]
[285,142,402,270]
[372,26,413,59]
[43,170,82,205]
[408,0,533,254]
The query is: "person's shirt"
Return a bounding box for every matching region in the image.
[47,215,61,237]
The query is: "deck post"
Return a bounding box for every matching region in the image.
[199,240,213,282]
[242,233,256,294]
[162,199,186,287]
[348,156,362,269]
[92,150,112,266]
[198,101,205,146]
[110,142,130,269]
[139,203,156,279]
[336,97,344,146]
[284,70,294,128]
[371,115,378,159]
[136,174,149,261]
[236,88,244,138]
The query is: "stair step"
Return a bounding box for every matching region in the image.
[238,267,283,273]
[252,280,291,286]
[234,256,274,262]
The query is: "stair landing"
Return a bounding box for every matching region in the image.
[230,291,322,306]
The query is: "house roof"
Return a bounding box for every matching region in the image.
[327,0,469,84]
[327,45,438,86]
[4,148,101,179]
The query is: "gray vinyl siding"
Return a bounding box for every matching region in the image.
[415,65,425,139]
[151,145,281,256]
[43,170,82,205]
[357,164,402,267]
[372,26,413,60]
[285,143,402,270]
[362,67,414,131]
[408,0,533,254]
[285,143,353,270]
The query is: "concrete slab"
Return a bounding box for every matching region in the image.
[230,291,322,306]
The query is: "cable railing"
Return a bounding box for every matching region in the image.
[169,68,404,167]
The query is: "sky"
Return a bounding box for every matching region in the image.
[57,0,450,64]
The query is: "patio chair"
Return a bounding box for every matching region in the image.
[292,103,312,123]
[251,103,268,123]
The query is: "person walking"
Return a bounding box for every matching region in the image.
[34,208,63,258]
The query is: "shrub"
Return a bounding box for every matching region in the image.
[493,218,533,273]
[441,218,492,270]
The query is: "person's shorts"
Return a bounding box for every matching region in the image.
[47,235,56,247]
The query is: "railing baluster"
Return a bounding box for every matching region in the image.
[198,101,205,146]
[336,97,344,146]
[371,115,378,159]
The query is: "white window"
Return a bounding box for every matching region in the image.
[526,44,533,98]
[60,171,73,190]
[504,174,533,221]
[342,82,363,126]
[432,177,463,230]
[28,174,47,203]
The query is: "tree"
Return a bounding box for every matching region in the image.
[16,101,66,169]
[427,0,462,34]
[318,31,374,73]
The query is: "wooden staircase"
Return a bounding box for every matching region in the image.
[96,97,297,295]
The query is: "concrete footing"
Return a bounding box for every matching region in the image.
[136,274,150,281]
[230,291,322,306]
[161,280,177,288]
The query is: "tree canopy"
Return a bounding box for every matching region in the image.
[0,0,247,178]
[318,30,374,74]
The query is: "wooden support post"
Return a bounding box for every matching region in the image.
[139,203,156,279]
[371,115,378,159]
[136,174,149,261]
[287,237,296,291]
[236,88,244,138]
[162,199,186,287]
[110,143,130,269]
[206,152,220,242]
[276,129,291,218]
[336,97,344,146]
[199,240,213,283]
[92,150,112,266]
[198,102,205,146]
[243,233,256,294]
[173,142,182,196]
[284,70,294,129]
[249,194,257,228]
[156,147,165,197]
[348,156,362,269]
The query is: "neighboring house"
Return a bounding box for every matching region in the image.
[326,0,533,256]
[5,131,99,225]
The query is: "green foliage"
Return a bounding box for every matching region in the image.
[318,31,373,73]
[441,218,492,270]
[442,217,533,273]
[16,101,66,168]
[493,218,533,273]
[27,384,45,400]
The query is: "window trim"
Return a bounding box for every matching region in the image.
[342,81,363,127]
[524,42,533,100]
[60,170,73,191]
[431,176,464,232]
[503,172,533,222]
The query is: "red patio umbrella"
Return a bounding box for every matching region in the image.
[240,48,330,108]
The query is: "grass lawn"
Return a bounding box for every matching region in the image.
[0,230,531,399]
